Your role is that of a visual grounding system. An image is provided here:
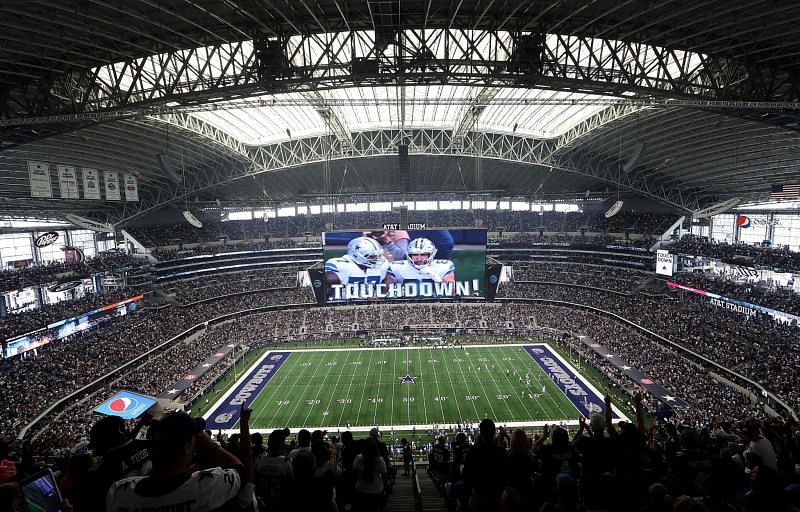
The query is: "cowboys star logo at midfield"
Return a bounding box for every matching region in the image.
[400,373,417,383]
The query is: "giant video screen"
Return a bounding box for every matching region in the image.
[322,229,487,302]
[2,295,143,358]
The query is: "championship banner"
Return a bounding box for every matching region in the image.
[578,336,688,407]
[28,161,52,198]
[124,173,139,202]
[82,168,101,200]
[104,171,121,200]
[57,165,80,199]
[157,343,238,399]
[656,249,674,276]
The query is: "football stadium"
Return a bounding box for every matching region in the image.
[1,2,800,511]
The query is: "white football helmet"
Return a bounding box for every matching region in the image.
[347,236,385,268]
[406,237,437,269]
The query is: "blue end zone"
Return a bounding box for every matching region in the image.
[523,345,619,419]
[205,351,292,429]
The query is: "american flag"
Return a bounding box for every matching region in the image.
[770,184,800,201]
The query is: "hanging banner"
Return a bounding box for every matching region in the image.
[57,165,80,199]
[124,173,139,202]
[656,249,674,276]
[104,171,121,201]
[28,161,53,198]
[82,168,101,200]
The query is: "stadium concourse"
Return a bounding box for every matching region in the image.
[4,1,800,511]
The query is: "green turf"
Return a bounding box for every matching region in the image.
[243,345,584,430]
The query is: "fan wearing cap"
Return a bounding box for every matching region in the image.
[72,415,152,512]
[105,413,246,512]
[253,428,293,511]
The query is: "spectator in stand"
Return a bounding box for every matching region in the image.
[353,437,387,512]
[429,435,451,481]
[253,428,293,511]
[463,418,509,511]
[72,415,152,512]
[502,429,536,512]
[105,412,245,512]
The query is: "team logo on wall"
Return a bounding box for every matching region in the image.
[736,215,751,228]
[34,232,59,248]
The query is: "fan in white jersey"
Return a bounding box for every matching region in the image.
[386,237,455,291]
[325,236,389,287]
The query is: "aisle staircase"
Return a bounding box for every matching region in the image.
[383,464,447,512]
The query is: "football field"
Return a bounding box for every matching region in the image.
[205,344,625,432]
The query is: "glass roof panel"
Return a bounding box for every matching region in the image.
[479,88,610,138]
[190,93,326,145]
[319,85,475,131]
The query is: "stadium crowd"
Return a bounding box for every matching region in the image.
[671,271,800,316]
[127,209,678,249]
[0,252,141,293]
[512,262,649,292]
[502,281,800,414]
[0,288,142,341]
[159,267,304,304]
[672,236,800,272]
[0,287,313,438]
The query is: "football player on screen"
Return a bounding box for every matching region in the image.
[385,238,455,293]
[325,236,389,288]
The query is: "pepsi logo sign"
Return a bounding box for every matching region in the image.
[34,232,59,248]
[109,396,138,413]
[488,275,498,284]
[736,215,751,229]
[737,215,780,228]
[313,279,322,288]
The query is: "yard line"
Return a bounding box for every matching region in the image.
[389,349,398,427]
[441,347,478,421]
[475,347,518,422]
[484,346,537,422]
[415,348,430,425]
[460,348,499,420]
[255,354,317,428]
[353,348,375,426]
[288,352,340,428]
[336,349,369,427]
[512,344,577,420]
[315,349,355,427]
[427,348,447,422]
[405,348,412,424]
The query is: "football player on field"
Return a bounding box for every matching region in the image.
[325,236,390,288]
[385,238,455,293]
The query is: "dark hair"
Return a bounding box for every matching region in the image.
[479,418,496,441]
[361,437,379,482]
